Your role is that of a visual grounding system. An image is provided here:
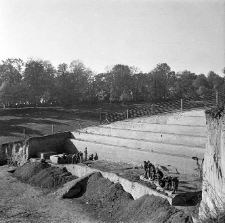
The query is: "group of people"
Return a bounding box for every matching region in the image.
[143,161,179,193]
[62,147,98,164]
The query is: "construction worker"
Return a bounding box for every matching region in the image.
[94,153,98,160]
[166,176,172,190]
[150,163,156,180]
[89,154,94,160]
[171,177,179,193]
[79,151,83,163]
[144,161,148,179]
[84,147,88,161]
[156,169,164,182]
[72,154,76,164]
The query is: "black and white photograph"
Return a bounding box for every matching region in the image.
[0,0,225,222]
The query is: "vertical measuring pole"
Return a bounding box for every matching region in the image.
[52,124,54,134]
[127,109,129,119]
[181,99,183,111]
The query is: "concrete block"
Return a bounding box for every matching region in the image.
[50,154,67,164]
[37,151,58,159]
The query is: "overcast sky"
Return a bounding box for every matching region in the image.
[0,0,224,75]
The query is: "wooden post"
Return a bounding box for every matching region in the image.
[151,104,154,114]
[181,99,183,111]
[52,124,54,134]
[99,108,102,124]
[127,109,129,119]
[216,91,218,106]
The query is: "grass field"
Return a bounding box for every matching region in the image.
[0,106,104,145]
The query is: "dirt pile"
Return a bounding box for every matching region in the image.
[79,172,192,223]
[14,162,77,189]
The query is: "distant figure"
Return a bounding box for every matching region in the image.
[62,153,67,163]
[144,161,148,179]
[150,163,156,180]
[156,169,164,182]
[72,154,76,164]
[94,153,98,160]
[171,177,179,193]
[89,154,94,161]
[84,147,88,161]
[75,153,80,163]
[166,176,172,190]
[79,151,84,163]
[159,178,165,188]
[67,154,72,164]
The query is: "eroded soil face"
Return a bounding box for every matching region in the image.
[0,166,98,223]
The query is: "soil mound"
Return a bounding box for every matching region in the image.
[117,194,191,223]
[14,162,76,188]
[80,172,192,223]
[82,172,133,215]
[14,162,50,181]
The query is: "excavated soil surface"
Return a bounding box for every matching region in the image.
[14,162,77,189]
[84,160,202,193]
[77,172,193,223]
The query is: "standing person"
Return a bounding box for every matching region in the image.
[94,153,98,160]
[75,152,80,164]
[167,176,172,190]
[144,161,148,179]
[156,169,164,182]
[89,154,94,160]
[150,164,156,180]
[84,147,88,161]
[79,151,83,163]
[72,154,76,164]
[172,177,179,193]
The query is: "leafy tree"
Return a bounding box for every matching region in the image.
[207,71,223,92]
[119,90,133,104]
[0,58,24,107]
[148,63,173,101]
[175,70,197,98]
[69,60,90,104]
[23,60,46,105]
[107,64,133,102]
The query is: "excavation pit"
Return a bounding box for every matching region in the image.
[51,159,202,206]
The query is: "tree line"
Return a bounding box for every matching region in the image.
[0,58,224,108]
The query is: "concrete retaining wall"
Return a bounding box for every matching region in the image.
[65,139,201,175]
[64,163,197,205]
[129,115,206,126]
[104,122,206,137]
[65,164,171,202]
[0,132,73,164]
[71,132,205,159]
[80,127,205,148]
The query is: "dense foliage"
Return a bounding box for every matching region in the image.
[0,58,224,108]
